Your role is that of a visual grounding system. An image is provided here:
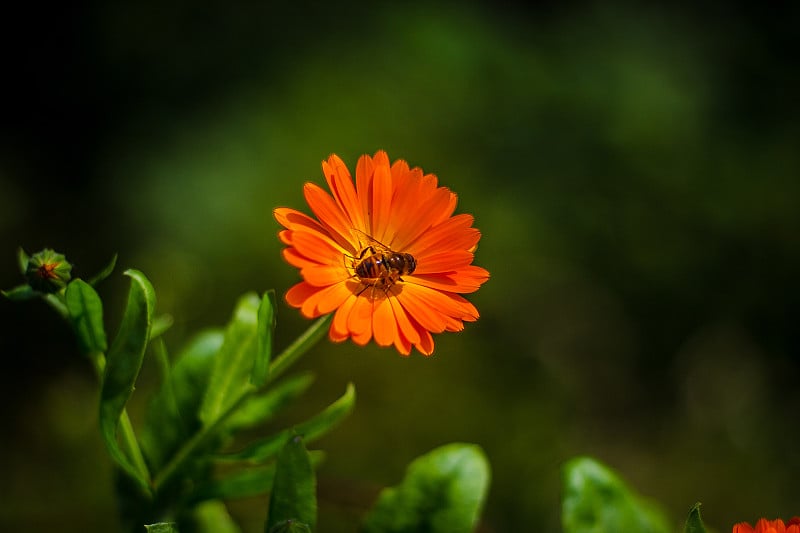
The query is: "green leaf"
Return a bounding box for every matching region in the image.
[17,247,29,274]
[224,373,315,434]
[199,293,261,426]
[88,253,118,286]
[268,520,312,533]
[685,503,708,533]
[1,284,36,300]
[221,383,355,463]
[188,451,325,505]
[141,329,224,472]
[562,457,671,533]
[99,269,155,493]
[145,523,179,533]
[265,435,317,533]
[362,443,490,533]
[65,279,108,355]
[252,290,277,387]
[190,464,277,504]
[185,501,242,533]
[150,313,175,339]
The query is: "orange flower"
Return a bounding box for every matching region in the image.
[274,151,489,356]
[733,518,800,533]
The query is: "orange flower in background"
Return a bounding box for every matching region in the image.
[274,150,489,356]
[733,518,800,533]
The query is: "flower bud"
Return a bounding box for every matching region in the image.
[25,248,72,293]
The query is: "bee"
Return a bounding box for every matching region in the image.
[349,233,417,295]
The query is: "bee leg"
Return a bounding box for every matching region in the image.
[355,279,382,299]
[371,279,385,300]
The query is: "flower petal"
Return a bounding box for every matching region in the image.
[408,265,490,294]
[392,186,455,251]
[393,331,412,356]
[301,265,350,287]
[285,282,320,310]
[355,154,375,234]
[282,248,320,269]
[331,292,358,339]
[322,154,366,233]
[408,214,480,256]
[412,322,435,356]
[274,207,326,234]
[372,295,397,347]
[278,230,293,245]
[371,156,394,245]
[329,326,349,343]
[352,327,372,346]
[395,286,448,334]
[291,229,351,266]
[347,293,373,344]
[384,164,425,245]
[300,280,352,318]
[390,159,411,188]
[387,288,420,346]
[314,280,358,315]
[303,182,357,250]
[429,190,458,228]
[412,250,475,275]
[405,283,478,321]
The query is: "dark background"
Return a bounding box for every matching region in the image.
[1,2,798,531]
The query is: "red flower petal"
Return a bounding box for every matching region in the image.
[372,296,397,347]
[301,265,350,287]
[285,282,319,310]
[387,291,421,346]
[347,294,374,345]
[303,182,355,251]
[322,154,365,233]
[412,250,475,275]
[370,156,394,244]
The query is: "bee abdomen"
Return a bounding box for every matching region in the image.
[355,256,386,279]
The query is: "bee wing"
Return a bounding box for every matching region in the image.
[351,228,395,252]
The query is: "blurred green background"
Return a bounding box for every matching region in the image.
[1,2,798,531]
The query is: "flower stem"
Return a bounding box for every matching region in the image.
[43,292,69,319]
[153,387,253,491]
[268,315,332,382]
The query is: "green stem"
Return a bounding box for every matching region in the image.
[43,292,69,320]
[119,409,152,489]
[90,350,152,492]
[153,315,331,492]
[268,315,331,382]
[153,387,254,491]
[88,351,105,379]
